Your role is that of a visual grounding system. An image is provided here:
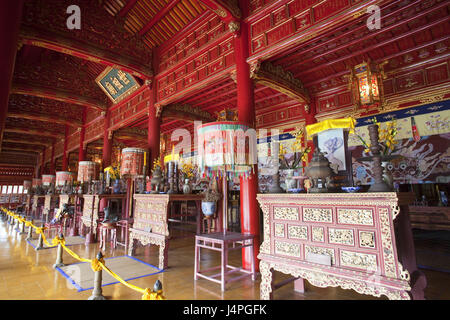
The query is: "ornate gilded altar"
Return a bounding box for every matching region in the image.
[81,194,126,239]
[129,194,204,269]
[32,195,45,219]
[257,192,426,300]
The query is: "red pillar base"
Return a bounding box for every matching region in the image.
[240,173,260,272]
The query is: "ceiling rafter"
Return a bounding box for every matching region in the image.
[7,112,82,127]
[139,0,182,36]
[10,83,106,111]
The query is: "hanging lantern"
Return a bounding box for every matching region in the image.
[120,147,145,177]
[349,61,386,109]
[197,121,256,178]
[77,161,98,182]
[42,174,56,186]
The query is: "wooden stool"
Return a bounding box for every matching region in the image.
[99,223,117,252]
[194,232,256,291]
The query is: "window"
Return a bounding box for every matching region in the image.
[18,186,23,194]
[1,186,6,194]
[7,186,13,194]
[12,185,18,194]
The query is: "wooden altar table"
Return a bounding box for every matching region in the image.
[80,194,126,244]
[31,195,45,220]
[43,195,59,222]
[128,194,204,269]
[257,192,426,300]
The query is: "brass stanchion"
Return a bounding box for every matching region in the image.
[20,218,26,234]
[26,220,34,240]
[88,252,106,300]
[53,233,65,269]
[36,224,44,250]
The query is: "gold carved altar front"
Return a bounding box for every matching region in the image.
[257,192,426,300]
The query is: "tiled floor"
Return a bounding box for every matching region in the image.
[1,215,449,300]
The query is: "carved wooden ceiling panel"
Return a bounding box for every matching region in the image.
[102,0,207,49]
[8,94,84,124]
[13,46,108,104]
[269,0,450,94]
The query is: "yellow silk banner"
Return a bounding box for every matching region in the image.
[306,117,355,140]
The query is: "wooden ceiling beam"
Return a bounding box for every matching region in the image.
[2,147,42,154]
[20,26,153,80]
[296,15,448,79]
[7,112,82,127]
[2,139,51,147]
[118,0,138,17]
[138,0,182,36]
[288,1,448,75]
[11,82,106,111]
[3,128,62,139]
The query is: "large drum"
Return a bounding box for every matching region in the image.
[56,171,74,187]
[120,147,145,177]
[32,178,42,187]
[78,161,98,182]
[42,174,56,186]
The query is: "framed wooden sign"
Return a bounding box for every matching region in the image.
[96,66,140,104]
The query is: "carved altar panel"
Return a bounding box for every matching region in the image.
[133,194,170,237]
[257,192,416,300]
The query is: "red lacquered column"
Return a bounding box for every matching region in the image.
[148,83,161,167]
[305,102,318,162]
[102,111,112,168]
[0,1,24,149]
[79,110,87,161]
[100,111,112,213]
[40,149,46,176]
[62,125,69,170]
[50,142,56,174]
[234,1,260,271]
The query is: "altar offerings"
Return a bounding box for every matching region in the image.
[257,192,426,300]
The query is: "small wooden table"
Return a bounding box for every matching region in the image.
[129,194,204,269]
[194,231,256,291]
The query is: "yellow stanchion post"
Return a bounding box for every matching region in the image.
[88,252,106,300]
[52,233,65,269]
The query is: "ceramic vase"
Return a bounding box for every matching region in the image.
[182,179,191,194]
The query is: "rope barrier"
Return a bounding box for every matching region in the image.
[1,207,165,300]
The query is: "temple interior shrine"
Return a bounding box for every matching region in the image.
[1,0,450,302]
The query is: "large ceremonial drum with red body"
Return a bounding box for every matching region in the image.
[120,148,145,177]
[42,174,56,186]
[56,171,74,187]
[77,161,98,182]
[32,178,42,187]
